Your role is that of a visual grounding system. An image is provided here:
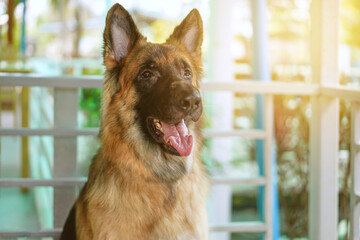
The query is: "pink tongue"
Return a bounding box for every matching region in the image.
[161,119,193,156]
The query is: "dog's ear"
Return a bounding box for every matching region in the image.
[167,9,203,58]
[103,3,145,70]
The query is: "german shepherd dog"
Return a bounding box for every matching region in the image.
[60,3,208,240]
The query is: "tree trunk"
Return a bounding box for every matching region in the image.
[73,5,82,58]
[7,0,15,46]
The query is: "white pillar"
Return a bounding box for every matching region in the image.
[251,0,270,83]
[53,88,78,228]
[309,0,340,239]
[208,0,234,239]
[263,95,274,240]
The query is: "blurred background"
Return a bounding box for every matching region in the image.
[0,0,360,239]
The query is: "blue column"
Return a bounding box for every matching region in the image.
[20,0,26,56]
[251,0,280,239]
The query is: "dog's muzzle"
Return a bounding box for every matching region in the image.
[171,81,202,122]
[146,81,202,157]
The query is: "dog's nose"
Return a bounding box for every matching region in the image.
[178,88,201,113]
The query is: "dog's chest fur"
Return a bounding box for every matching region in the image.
[75,150,208,240]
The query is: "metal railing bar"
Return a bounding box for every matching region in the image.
[0,73,103,88]
[0,178,87,187]
[201,80,320,95]
[210,221,266,232]
[321,85,360,102]
[0,177,266,187]
[0,128,267,139]
[203,129,266,139]
[0,128,99,136]
[0,229,62,238]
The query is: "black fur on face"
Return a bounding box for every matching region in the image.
[129,44,203,155]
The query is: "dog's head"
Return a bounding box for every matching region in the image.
[102,4,203,161]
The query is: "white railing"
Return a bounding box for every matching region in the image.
[1,73,360,239]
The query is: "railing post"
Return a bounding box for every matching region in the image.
[309,0,340,239]
[264,94,274,240]
[53,88,78,229]
[21,86,29,193]
[350,102,360,240]
[208,1,234,239]
[251,0,280,239]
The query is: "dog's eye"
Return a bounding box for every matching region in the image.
[184,69,192,78]
[141,70,153,79]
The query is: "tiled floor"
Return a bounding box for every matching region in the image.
[0,112,40,236]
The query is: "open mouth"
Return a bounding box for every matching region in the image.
[147,117,193,157]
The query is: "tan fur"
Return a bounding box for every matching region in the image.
[68,4,209,240]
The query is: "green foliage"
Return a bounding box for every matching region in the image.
[274,94,310,238]
[79,65,103,128]
[231,191,261,240]
[79,88,101,128]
